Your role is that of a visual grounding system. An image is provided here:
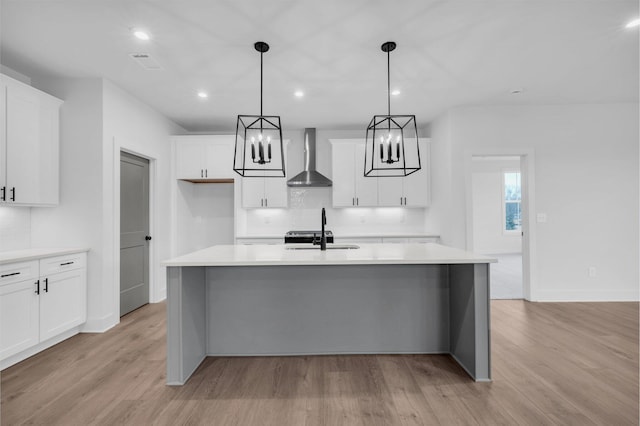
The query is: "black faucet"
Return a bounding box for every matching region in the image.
[313,208,328,250]
[320,207,327,251]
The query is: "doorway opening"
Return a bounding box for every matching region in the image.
[470,156,524,299]
[120,151,151,316]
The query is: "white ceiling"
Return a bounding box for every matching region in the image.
[1,0,638,132]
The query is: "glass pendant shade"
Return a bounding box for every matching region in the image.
[233,41,285,177]
[364,41,421,177]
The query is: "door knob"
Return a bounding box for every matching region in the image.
[145,236,152,241]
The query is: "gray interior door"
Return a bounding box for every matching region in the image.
[120,151,150,316]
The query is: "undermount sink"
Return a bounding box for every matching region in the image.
[286,244,360,250]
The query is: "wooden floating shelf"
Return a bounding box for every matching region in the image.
[179,178,235,184]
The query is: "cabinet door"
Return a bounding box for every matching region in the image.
[264,178,288,208]
[0,279,39,360]
[377,177,404,206]
[5,79,60,205]
[331,143,356,207]
[241,177,266,208]
[176,141,204,179]
[204,141,235,179]
[39,269,86,342]
[0,82,6,195]
[354,144,378,206]
[403,140,429,207]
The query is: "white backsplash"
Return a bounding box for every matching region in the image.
[239,187,430,237]
[0,206,31,251]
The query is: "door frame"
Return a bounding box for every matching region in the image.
[463,148,537,301]
[114,145,157,320]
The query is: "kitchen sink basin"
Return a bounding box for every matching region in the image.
[286,244,360,250]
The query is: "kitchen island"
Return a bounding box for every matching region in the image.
[162,243,496,385]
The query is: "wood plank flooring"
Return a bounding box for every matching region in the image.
[1,300,638,425]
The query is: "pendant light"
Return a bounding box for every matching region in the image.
[364,41,421,177]
[233,41,286,177]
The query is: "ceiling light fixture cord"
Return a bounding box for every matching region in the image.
[260,48,263,116]
[387,47,391,116]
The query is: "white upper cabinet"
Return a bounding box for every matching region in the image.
[0,74,62,206]
[377,139,430,207]
[240,140,288,209]
[331,141,377,207]
[174,136,235,180]
[241,176,288,208]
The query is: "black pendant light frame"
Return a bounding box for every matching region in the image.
[364,41,421,177]
[234,41,286,178]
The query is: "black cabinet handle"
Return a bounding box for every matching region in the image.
[145,236,152,241]
[10,187,15,202]
[43,278,48,293]
[404,197,407,205]
[1,272,20,278]
[60,261,74,266]
[35,280,40,295]
[205,169,208,178]
[1,186,5,201]
[201,169,204,178]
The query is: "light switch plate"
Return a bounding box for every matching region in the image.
[536,213,547,223]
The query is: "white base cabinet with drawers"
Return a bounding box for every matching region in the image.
[0,251,87,369]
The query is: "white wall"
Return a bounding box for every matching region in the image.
[30,77,184,332]
[431,103,639,301]
[101,79,185,326]
[30,77,106,330]
[175,181,234,255]
[471,158,522,254]
[0,207,31,250]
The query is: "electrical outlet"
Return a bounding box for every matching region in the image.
[588,267,597,277]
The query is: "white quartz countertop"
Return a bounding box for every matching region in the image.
[0,248,89,265]
[162,243,496,267]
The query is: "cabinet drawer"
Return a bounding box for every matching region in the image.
[0,261,39,286]
[39,252,86,276]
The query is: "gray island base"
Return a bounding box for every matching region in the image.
[163,243,495,385]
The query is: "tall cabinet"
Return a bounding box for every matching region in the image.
[0,74,62,206]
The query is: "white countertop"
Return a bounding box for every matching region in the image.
[162,243,496,267]
[235,234,440,239]
[0,248,89,265]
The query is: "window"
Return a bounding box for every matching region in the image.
[503,171,521,233]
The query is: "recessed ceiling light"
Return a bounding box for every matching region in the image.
[133,29,151,41]
[510,88,524,95]
[197,92,208,99]
[391,89,401,96]
[625,18,640,28]
[294,90,304,98]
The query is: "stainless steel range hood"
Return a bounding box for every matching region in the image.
[287,128,332,187]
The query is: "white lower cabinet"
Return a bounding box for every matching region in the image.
[0,251,87,366]
[0,278,39,360]
[39,268,86,341]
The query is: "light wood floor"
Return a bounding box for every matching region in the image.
[1,300,638,425]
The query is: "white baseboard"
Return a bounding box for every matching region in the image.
[81,312,118,333]
[1,327,81,370]
[532,289,639,302]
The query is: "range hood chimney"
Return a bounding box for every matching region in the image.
[287,128,332,187]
